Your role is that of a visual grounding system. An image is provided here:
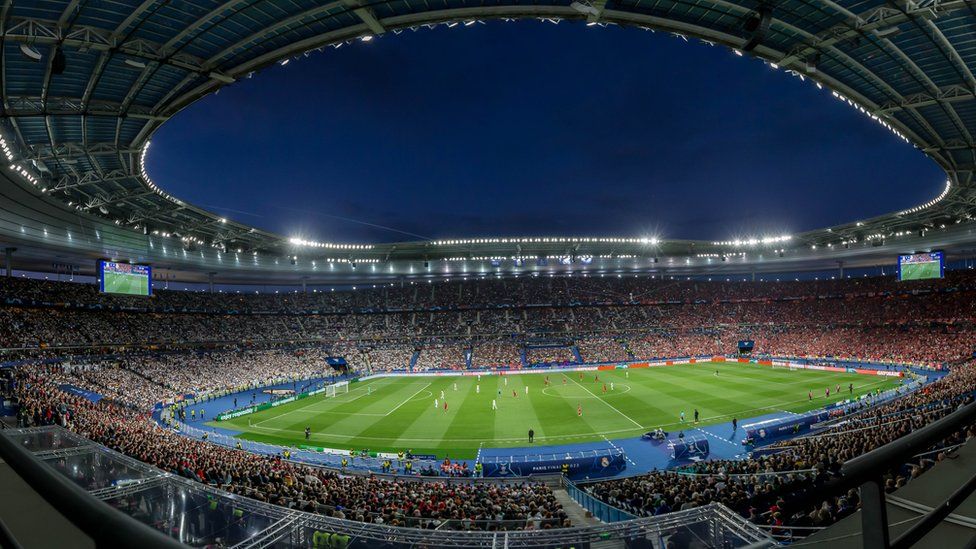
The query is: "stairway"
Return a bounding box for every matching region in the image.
[553,488,601,527]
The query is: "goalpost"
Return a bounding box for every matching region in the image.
[325,381,350,398]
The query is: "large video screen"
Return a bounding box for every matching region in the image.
[98,261,152,296]
[897,251,944,281]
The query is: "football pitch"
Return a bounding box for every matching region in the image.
[103,272,150,295]
[215,362,902,459]
[900,260,942,281]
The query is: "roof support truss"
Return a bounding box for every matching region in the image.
[24,142,138,162]
[2,17,212,76]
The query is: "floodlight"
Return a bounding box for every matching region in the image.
[570,1,600,16]
[19,43,42,61]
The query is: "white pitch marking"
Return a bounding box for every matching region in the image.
[563,374,643,429]
[384,382,432,417]
[252,379,387,425]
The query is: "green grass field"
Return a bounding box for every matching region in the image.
[213,362,902,458]
[900,260,942,281]
[103,271,150,295]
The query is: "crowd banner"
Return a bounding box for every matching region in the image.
[58,384,104,403]
[480,448,626,479]
[744,411,830,444]
[669,436,710,461]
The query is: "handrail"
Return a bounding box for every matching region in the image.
[0,430,185,549]
[0,516,23,549]
[564,478,637,523]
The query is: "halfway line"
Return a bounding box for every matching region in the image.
[563,374,643,430]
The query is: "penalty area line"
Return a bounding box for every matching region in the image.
[384,382,432,417]
[251,379,388,426]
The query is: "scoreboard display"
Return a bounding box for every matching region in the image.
[897,252,944,281]
[98,261,152,296]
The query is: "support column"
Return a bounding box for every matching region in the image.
[301,276,308,294]
[838,261,845,279]
[4,247,14,278]
[751,271,756,282]
[208,272,216,293]
[859,479,890,549]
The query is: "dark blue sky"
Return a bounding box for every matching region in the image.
[147,22,944,244]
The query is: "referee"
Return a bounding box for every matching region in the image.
[528,428,535,443]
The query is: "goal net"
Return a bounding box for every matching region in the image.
[325,381,350,398]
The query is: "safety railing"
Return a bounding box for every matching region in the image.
[564,477,637,522]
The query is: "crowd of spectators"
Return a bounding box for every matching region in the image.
[576,338,631,363]
[124,349,331,399]
[525,347,577,366]
[6,270,975,313]
[416,345,468,370]
[28,349,334,410]
[471,342,521,369]
[2,272,974,371]
[364,346,416,372]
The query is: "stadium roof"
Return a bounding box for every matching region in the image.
[2,0,976,283]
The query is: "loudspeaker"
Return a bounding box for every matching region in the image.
[742,5,772,52]
[51,49,66,75]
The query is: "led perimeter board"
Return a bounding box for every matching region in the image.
[98,261,152,296]
[897,252,944,281]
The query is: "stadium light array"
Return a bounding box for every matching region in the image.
[139,142,184,205]
[0,133,42,187]
[897,179,952,216]
[432,237,659,246]
[711,235,791,247]
[8,163,38,186]
[288,237,373,250]
[0,135,14,162]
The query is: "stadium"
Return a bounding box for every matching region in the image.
[1,1,976,548]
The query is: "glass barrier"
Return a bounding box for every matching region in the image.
[2,426,778,548]
[564,478,637,523]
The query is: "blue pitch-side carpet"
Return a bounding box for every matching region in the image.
[476,417,761,478]
[155,376,340,435]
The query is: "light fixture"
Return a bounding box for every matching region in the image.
[570,1,600,16]
[19,44,42,61]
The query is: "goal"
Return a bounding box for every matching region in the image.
[325,381,350,398]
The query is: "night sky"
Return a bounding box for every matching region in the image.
[146,22,944,244]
